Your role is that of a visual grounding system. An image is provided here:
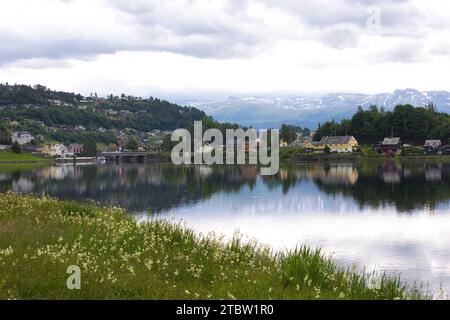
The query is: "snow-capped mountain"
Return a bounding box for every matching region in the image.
[175,89,450,129]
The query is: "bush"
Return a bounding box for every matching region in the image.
[361,146,378,156]
[280,147,305,161]
[127,137,139,151]
[401,146,422,156]
[11,141,21,154]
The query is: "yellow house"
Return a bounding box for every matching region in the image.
[304,141,326,153]
[41,145,54,157]
[41,144,70,157]
[280,139,288,148]
[305,136,358,153]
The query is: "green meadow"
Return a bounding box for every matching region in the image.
[0,193,428,300]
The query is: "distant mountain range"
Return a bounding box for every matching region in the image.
[176,89,450,129]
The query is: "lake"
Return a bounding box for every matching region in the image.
[1,160,450,296]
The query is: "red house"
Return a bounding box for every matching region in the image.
[381,137,402,153]
[68,143,84,155]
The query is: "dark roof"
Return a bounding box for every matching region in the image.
[319,136,355,144]
[382,137,401,145]
[424,140,441,148]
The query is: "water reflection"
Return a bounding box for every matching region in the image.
[1,160,450,294]
[1,161,450,213]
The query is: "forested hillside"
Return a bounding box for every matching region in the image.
[0,83,206,131]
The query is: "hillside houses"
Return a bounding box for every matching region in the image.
[11,131,34,145]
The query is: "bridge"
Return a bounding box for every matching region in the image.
[98,152,170,163]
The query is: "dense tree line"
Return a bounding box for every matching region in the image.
[314,104,450,145]
[280,124,310,144]
[0,121,12,144]
[48,130,117,145]
[0,83,82,105]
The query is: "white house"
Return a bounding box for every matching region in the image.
[42,144,73,158]
[54,144,74,157]
[11,131,34,145]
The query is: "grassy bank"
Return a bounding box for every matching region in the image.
[0,151,51,163]
[0,193,427,300]
[279,147,450,163]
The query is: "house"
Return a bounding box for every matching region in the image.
[304,141,326,153]
[381,137,402,153]
[41,144,72,158]
[147,141,163,152]
[11,131,34,145]
[41,145,53,157]
[74,125,86,131]
[106,109,118,115]
[424,140,442,154]
[116,135,145,152]
[305,136,358,153]
[319,136,359,153]
[68,143,84,155]
[289,139,305,148]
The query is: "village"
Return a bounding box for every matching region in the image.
[3,127,450,162]
[299,135,450,155]
[2,128,171,159]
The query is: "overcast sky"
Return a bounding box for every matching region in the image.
[1,0,450,98]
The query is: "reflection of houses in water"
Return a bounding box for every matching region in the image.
[380,161,402,184]
[40,166,77,180]
[305,164,359,185]
[12,178,33,193]
[279,168,289,180]
[425,164,443,181]
[239,166,258,181]
[197,166,213,178]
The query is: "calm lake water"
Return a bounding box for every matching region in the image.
[1,160,450,295]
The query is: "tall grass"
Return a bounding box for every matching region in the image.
[0,193,428,300]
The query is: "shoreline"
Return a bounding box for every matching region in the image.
[292,154,450,163]
[0,151,449,168]
[0,193,428,300]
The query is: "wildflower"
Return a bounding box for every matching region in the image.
[314,287,321,299]
[339,292,346,299]
[174,269,179,276]
[145,259,153,270]
[227,292,236,300]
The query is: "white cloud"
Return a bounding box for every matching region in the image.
[0,0,450,95]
